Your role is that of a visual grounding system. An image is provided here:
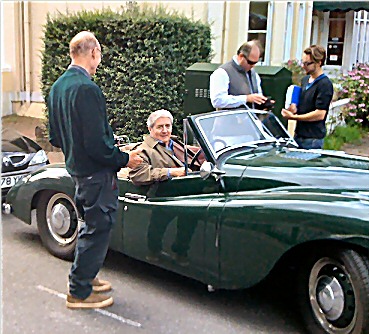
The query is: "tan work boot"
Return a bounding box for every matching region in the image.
[66,292,113,309]
[92,278,112,293]
[67,277,112,293]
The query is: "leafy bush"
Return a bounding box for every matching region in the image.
[283,59,305,86]
[41,5,212,141]
[323,125,363,150]
[336,63,369,128]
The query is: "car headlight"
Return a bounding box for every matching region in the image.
[29,150,48,165]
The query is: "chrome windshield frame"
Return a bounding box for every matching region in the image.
[194,109,290,158]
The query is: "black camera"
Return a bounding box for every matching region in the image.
[263,98,274,110]
[255,97,274,111]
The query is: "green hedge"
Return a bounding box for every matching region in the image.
[41,5,212,141]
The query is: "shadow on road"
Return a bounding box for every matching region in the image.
[104,249,305,333]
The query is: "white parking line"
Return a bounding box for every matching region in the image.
[37,285,142,328]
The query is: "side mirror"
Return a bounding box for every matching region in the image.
[200,161,213,179]
[200,161,225,180]
[114,134,130,147]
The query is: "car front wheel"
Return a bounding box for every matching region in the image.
[36,191,79,261]
[298,248,369,334]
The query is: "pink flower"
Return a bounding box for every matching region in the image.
[355,119,364,123]
[359,103,366,108]
[349,112,357,116]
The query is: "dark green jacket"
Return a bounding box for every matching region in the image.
[48,67,129,176]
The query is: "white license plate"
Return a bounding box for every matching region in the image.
[1,174,25,189]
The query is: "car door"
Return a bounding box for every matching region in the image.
[120,173,222,283]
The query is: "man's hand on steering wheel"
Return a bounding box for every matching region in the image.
[189,148,203,171]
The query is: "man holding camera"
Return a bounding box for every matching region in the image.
[210,40,271,110]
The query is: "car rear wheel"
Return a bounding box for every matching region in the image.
[36,191,79,261]
[298,248,369,334]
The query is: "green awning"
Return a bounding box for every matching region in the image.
[313,1,369,12]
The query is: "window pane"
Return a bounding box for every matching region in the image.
[327,13,346,65]
[248,32,266,61]
[249,2,268,30]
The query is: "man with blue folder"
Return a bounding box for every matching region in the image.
[282,45,333,149]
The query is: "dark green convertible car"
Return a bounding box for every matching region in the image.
[5,109,369,334]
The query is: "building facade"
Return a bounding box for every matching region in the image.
[1,1,368,118]
[311,1,369,72]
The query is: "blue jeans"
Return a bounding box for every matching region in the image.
[69,170,118,299]
[294,136,324,150]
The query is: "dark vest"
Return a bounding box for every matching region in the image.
[220,60,259,108]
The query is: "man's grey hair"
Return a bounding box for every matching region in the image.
[147,109,173,128]
[70,31,98,58]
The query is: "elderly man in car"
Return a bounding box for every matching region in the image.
[129,109,198,265]
[129,109,188,185]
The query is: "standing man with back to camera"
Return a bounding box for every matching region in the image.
[210,40,270,110]
[48,31,143,309]
[282,45,333,149]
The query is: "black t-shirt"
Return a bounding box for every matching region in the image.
[295,74,333,139]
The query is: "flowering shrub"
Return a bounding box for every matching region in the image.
[338,63,369,128]
[283,59,305,85]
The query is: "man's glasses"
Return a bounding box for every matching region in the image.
[243,54,258,65]
[94,47,103,59]
[302,61,314,67]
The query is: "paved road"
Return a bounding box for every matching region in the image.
[2,214,306,334]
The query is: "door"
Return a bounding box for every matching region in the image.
[120,174,222,282]
[327,12,346,66]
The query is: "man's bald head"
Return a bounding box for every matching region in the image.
[69,31,102,75]
[70,31,99,59]
[237,40,263,58]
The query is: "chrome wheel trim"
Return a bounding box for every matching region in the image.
[45,193,79,245]
[309,257,357,333]
[316,275,345,321]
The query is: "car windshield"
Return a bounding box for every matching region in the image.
[194,109,294,157]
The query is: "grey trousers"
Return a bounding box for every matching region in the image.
[69,170,118,299]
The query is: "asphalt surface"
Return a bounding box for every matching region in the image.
[2,213,306,334]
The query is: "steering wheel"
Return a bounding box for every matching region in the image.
[189,149,203,171]
[210,139,227,152]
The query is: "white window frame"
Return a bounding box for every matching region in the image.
[355,10,369,64]
[265,1,273,65]
[295,2,306,60]
[283,2,293,62]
